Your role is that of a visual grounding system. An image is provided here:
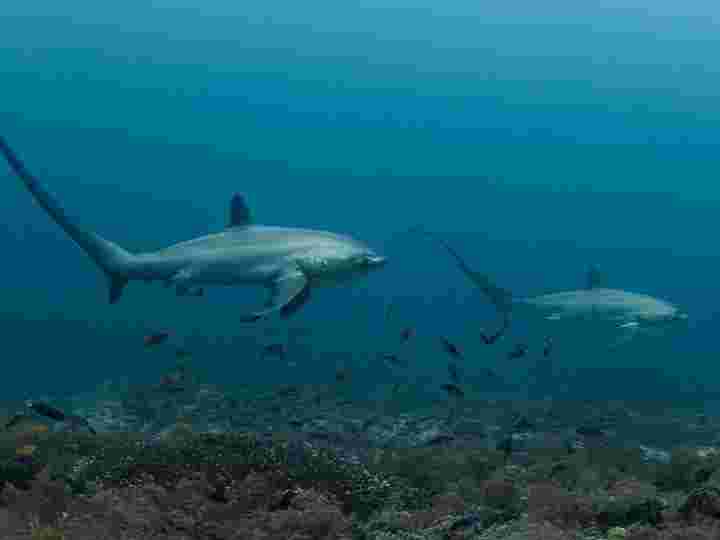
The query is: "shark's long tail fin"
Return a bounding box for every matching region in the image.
[409,226,513,316]
[0,135,135,303]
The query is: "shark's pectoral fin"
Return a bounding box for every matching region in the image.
[618,321,639,329]
[168,267,196,296]
[608,320,640,350]
[278,277,311,318]
[239,269,310,323]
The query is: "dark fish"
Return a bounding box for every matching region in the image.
[513,416,534,431]
[335,369,349,383]
[391,382,402,396]
[563,439,579,454]
[260,343,286,359]
[25,401,96,435]
[158,362,188,391]
[448,362,461,384]
[507,343,528,360]
[480,330,502,345]
[380,352,406,367]
[479,367,501,380]
[449,512,483,532]
[144,332,170,347]
[425,433,455,446]
[158,378,186,393]
[480,317,508,345]
[441,383,465,398]
[400,327,415,343]
[28,402,66,421]
[543,336,554,357]
[4,413,30,430]
[497,436,513,459]
[440,337,463,359]
[66,414,97,435]
[385,302,396,324]
[175,347,192,359]
[576,425,606,437]
[361,415,380,430]
[276,385,300,397]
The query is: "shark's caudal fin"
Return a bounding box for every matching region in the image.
[0,136,136,303]
[409,227,513,316]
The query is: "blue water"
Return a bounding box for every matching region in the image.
[1,1,719,403]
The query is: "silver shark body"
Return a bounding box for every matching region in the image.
[0,136,387,321]
[513,288,687,346]
[516,288,683,324]
[413,229,687,347]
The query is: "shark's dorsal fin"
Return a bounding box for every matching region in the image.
[228,193,251,228]
[585,264,605,290]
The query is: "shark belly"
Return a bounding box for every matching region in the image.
[172,250,288,287]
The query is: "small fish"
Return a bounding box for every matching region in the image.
[28,401,66,422]
[448,362,461,384]
[480,317,508,345]
[385,301,396,324]
[158,375,186,392]
[449,512,483,532]
[174,347,192,359]
[260,343,286,359]
[144,332,170,347]
[335,369,349,383]
[4,413,30,430]
[440,337,463,359]
[563,439,579,454]
[507,343,528,360]
[276,385,300,397]
[391,382,402,396]
[497,436,513,459]
[543,336,554,357]
[441,383,465,398]
[400,327,415,343]
[478,367,502,380]
[66,414,97,435]
[513,416,535,431]
[380,352,406,367]
[575,425,606,437]
[425,433,455,446]
[480,331,501,345]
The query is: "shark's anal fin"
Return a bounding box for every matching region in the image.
[239,268,310,323]
[108,275,128,304]
[228,193,252,228]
